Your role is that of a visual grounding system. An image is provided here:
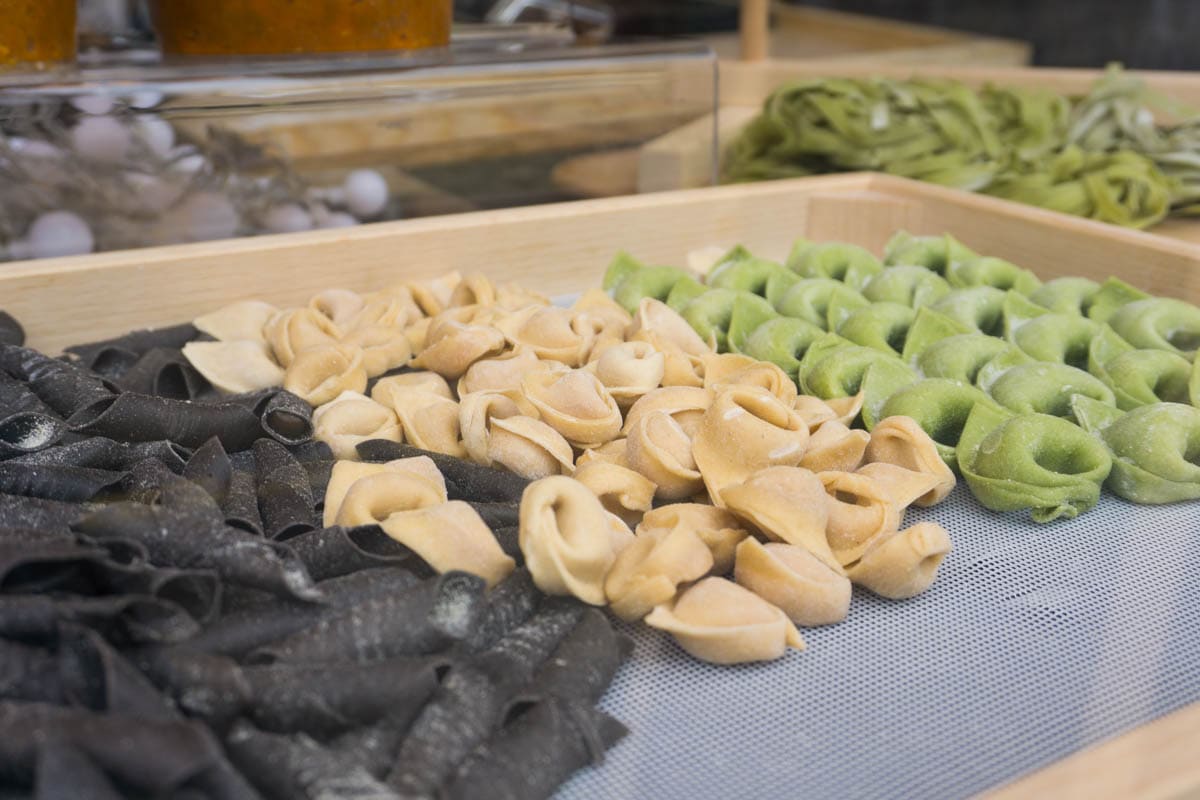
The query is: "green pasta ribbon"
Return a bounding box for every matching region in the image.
[880,378,1001,471]
[956,402,1113,522]
[1072,396,1200,503]
[774,278,870,330]
[862,264,951,307]
[1108,297,1200,358]
[741,316,825,381]
[722,69,1182,229]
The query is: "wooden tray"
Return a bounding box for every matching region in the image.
[700,6,1030,66]
[638,60,1200,245]
[0,173,1198,796]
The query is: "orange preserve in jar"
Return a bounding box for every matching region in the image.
[0,0,77,68]
[151,0,452,57]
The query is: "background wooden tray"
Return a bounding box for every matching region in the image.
[1,172,1197,796]
[637,60,1200,245]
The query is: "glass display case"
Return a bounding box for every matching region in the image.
[0,31,716,261]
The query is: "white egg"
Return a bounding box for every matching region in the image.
[318,212,359,229]
[4,239,33,261]
[135,117,175,159]
[8,138,62,159]
[71,116,131,164]
[342,169,389,218]
[71,94,116,115]
[159,192,240,243]
[263,204,314,234]
[125,172,185,210]
[27,211,95,259]
[129,91,163,109]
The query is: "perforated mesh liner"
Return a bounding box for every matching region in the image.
[554,488,1200,799]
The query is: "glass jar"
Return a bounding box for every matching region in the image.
[0,0,77,68]
[151,0,452,57]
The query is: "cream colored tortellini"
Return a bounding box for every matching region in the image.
[521,369,623,448]
[734,538,852,627]
[266,307,341,367]
[519,476,634,605]
[496,305,596,366]
[182,340,284,394]
[312,390,402,461]
[283,343,368,407]
[371,374,464,457]
[720,467,837,570]
[692,386,810,503]
[412,313,507,379]
[844,521,952,599]
[637,504,749,576]
[604,525,713,621]
[703,353,797,407]
[322,456,446,527]
[572,460,657,528]
[864,416,956,507]
[799,420,870,473]
[587,341,666,407]
[818,470,903,567]
[644,577,805,664]
[622,386,713,440]
[459,392,573,479]
[625,411,704,501]
[193,299,277,343]
[379,501,515,588]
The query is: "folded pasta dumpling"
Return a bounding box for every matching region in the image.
[322,456,446,527]
[855,462,946,510]
[845,521,951,599]
[380,501,514,588]
[412,316,507,379]
[575,438,629,469]
[522,369,622,449]
[692,386,809,503]
[334,471,446,527]
[457,349,545,397]
[864,416,956,506]
[604,526,713,621]
[628,298,711,357]
[799,420,869,473]
[372,371,454,403]
[312,390,402,461]
[572,460,656,528]
[193,299,278,342]
[519,476,630,605]
[587,341,665,407]
[644,577,804,664]
[625,411,703,501]
[283,343,368,406]
[372,379,464,458]
[720,467,837,570]
[1075,399,1200,504]
[956,402,1112,522]
[817,471,902,566]
[487,416,574,480]
[309,289,366,328]
[341,324,413,378]
[861,265,950,308]
[622,386,713,439]
[571,288,633,334]
[1108,297,1200,358]
[266,307,342,367]
[448,272,497,308]
[496,305,594,366]
[741,317,825,382]
[182,340,284,394]
[734,538,851,626]
[637,504,749,575]
[702,353,797,407]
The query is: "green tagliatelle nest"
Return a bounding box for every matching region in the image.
[723,66,1200,230]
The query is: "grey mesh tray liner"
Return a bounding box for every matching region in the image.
[555,487,1200,799]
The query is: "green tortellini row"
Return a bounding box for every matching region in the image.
[602,231,1200,519]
